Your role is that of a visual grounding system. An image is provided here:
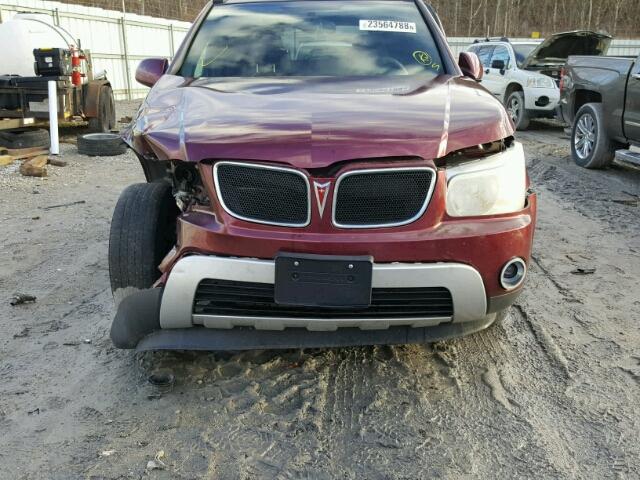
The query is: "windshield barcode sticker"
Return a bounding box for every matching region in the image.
[359,20,417,34]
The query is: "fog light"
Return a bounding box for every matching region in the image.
[535,96,550,107]
[500,258,527,290]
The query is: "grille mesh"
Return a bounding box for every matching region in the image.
[334,170,434,227]
[194,279,453,319]
[215,163,309,226]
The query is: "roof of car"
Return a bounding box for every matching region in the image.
[472,40,541,48]
[473,37,539,44]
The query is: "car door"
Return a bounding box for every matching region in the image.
[474,45,499,95]
[624,56,640,141]
[486,45,511,101]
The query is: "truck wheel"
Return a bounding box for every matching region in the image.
[77,133,127,156]
[87,85,116,133]
[506,91,530,131]
[109,182,179,304]
[0,128,50,149]
[571,103,619,169]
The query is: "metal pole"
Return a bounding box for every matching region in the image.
[119,17,132,101]
[48,81,60,156]
[169,24,175,58]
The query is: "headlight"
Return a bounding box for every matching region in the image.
[446,142,526,217]
[526,76,554,88]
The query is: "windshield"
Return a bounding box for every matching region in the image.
[179,0,444,78]
[512,44,537,67]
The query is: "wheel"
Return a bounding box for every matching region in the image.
[109,183,179,304]
[506,91,530,131]
[87,85,116,133]
[571,103,620,169]
[77,133,127,156]
[0,128,50,149]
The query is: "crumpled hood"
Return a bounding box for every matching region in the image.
[522,30,611,68]
[124,75,512,168]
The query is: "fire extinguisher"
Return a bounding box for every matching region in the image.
[71,46,86,86]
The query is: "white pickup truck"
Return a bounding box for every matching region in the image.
[467,31,611,130]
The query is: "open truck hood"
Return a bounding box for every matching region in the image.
[522,30,612,68]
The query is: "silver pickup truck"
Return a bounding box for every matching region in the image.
[559,54,640,169]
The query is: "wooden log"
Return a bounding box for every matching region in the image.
[19,155,48,177]
[48,157,67,167]
[6,147,49,161]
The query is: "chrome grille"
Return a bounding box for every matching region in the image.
[214,162,310,227]
[333,168,436,228]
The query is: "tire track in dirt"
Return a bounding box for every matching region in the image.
[451,312,581,479]
[198,353,325,479]
[315,348,376,478]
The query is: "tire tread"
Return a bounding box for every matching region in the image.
[108,183,178,300]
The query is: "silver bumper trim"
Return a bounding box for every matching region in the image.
[159,256,488,331]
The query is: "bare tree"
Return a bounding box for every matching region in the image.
[45,0,640,38]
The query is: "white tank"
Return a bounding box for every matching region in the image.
[0,14,73,76]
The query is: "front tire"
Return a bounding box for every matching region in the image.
[109,183,179,304]
[506,91,530,131]
[571,103,619,169]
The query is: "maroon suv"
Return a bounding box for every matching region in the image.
[110,0,536,350]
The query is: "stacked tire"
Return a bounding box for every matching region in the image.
[0,128,50,149]
[77,133,127,156]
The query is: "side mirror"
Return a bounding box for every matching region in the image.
[491,59,506,71]
[136,58,169,87]
[458,52,483,81]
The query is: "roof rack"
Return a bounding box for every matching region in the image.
[473,37,510,44]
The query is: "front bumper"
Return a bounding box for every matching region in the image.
[111,255,522,350]
[135,314,500,351]
[524,86,560,112]
[161,256,488,331]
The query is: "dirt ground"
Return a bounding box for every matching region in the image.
[1,102,639,480]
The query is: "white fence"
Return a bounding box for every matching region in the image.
[0,0,190,100]
[0,0,639,100]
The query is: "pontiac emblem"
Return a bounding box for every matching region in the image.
[313,181,331,218]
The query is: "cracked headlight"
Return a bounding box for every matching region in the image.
[446,142,526,217]
[526,76,555,88]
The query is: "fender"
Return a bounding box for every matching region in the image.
[503,82,524,104]
[83,79,111,118]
